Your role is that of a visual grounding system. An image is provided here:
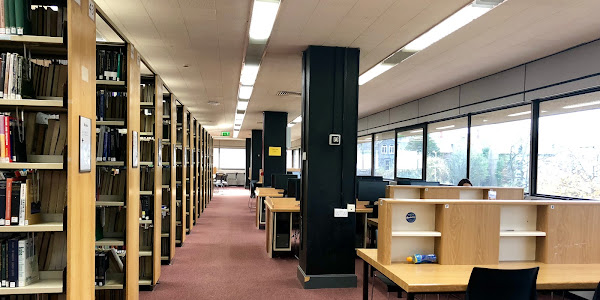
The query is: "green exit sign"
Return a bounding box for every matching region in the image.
[221,132,231,137]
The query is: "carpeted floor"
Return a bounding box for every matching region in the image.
[140,187,559,300]
[140,187,391,300]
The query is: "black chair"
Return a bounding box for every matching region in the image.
[465,267,539,300]
[593,281,600,300]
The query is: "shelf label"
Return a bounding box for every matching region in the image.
[81,65,89,82]
[79,116,92,172]
[406,212,416,223]
[268,146,281,157]
[88,1,95,21]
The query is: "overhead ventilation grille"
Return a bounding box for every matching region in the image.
[276,91,301,97]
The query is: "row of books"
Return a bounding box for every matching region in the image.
[0,235,38,288]
[25,112,67,158]
[140,114,154,134]
[35,231,65,272]
[96,126,126,162]
[0,114,24,163]
[97,91,126,121]
[30,6,66,37]
[96,49,126,82]
[0,53,33,100]
[139,141,153,163]
[139,257,151,283]
[140,83,154,104]
[96,168,126,199]
[0,177,34,226]
[35,170,66,215]
[31,62,68,98]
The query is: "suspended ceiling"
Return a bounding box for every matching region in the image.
[94,0,600,142]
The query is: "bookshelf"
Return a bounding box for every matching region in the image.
[185,111,193,234]
[138,74,163,289]
[0,0,97,297]
[94,40,140,299]
[160,91,176,264]
[175,103,187,246]
[193,120,199,224]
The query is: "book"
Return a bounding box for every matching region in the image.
[4,112,10,162]
[6,0,15,35]
[7,237,17,287]
[0,181,5,225]
[4,177,11,225]
[10,180,20,224]
[1,239,6,287]
[17,236,39,287]
[0,0,5,35]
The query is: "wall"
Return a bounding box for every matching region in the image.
[213,139,246,148]
[359,39,600,135]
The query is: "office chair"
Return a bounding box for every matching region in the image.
[465,267,539,300]
[593,281,600,300]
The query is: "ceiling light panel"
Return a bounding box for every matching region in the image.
[237,100,249,111]
[239,85,253,100]
[249,0,281,42]
[292,116,302,123]
[240,64,260,85]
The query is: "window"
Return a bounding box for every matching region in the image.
[537,93,600,199]
[396,128,423,179]
[470,106,530,190]
[286,149,293,169]
[213,148,220,169]
[292,149,300,169]
[374,131,395,179]
[427,118,468,185]
[357,135,372,176]
[217,148,246,169]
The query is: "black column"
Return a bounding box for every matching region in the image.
[297,46,359,289]
[251,130,262,182]
[262,111,287,187]
[245,138,251,188]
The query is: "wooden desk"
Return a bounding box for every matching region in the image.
[358,248,600,300]
[367,218,378,227]
[355,203,373,248]
[255,188,284,228]
[265,197,299,258]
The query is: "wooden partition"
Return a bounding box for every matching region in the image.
[378,199,600,266]
[387,185,524,200]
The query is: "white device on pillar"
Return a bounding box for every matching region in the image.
[329,134,341,146]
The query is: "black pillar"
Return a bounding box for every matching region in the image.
[245,138,251,188]
[297,46,359,289]
[251,130,262,182]
[262,111,287,187]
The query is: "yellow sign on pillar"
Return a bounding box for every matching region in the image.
[268,146,282,156]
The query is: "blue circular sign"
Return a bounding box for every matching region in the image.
[406,212,416,223]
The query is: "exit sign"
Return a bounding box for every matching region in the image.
[221,132,231,137]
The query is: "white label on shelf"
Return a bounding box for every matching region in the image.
[0,34,9,40]
[131,46,135,59]
[81,66,89,82]
[88,1,95,21]
[17,28,23,35]
[79,116,92,172]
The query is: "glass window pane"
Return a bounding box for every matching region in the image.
[292,149,300,169]
[396,128,423,179]
[213,148,220,169]
[538,93,600,199]
[219,148,246,169]
[470,106,530,190]
[357,135,372,176]
[426,118,468,185]
[286,150,292,169]
[374,131,395,179]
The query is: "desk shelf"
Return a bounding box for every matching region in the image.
[392,231,441,237]
[500,231,546,237]
[0,271,62,295]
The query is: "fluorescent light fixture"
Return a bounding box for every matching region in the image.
[563,101,600,109]
[435,125,455,130]
[240,64,260,85]
[234,124,241,130]
[483,119,488,122]
[292,116,302,123]
[403,2,496,52]
[249,0,280,41]
[235,113,245,121]
[359,63,396,86]
[410,130,423,133]
[233,130,239,138]
[239,85,253,100]
[237,100,249,111]
[507,111,531,117]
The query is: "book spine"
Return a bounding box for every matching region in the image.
[18,180,24,225]
[0,54,4,98]
[15,55,21,99]
[8,238,17,287]
[8,53,15,99]
[13,0,22,35]
[103,130,108,161]
[0,0,5,35]
[3,53,9,98]
[10,181,18,224]
[1,241,6,287]
[5,177,11,225]
[4,113,9,163]
[100,90,105,121]
[0,181,5,225]
[7,0,14,35]
[0,115,4,162]
[17,238,24,286]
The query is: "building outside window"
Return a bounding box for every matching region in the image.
[374,131,395,179]
[215,148,246,170]
[470,106,530,191]
[426,118,468,185]
[357,135,372,176]
[396,128,423,179]
[537,93,600,199]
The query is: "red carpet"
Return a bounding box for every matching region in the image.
[140,187,390,299]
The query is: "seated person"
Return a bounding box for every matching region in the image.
[458,178,472,186]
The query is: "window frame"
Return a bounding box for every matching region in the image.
[394,124,427,181]
[356,133,374,176]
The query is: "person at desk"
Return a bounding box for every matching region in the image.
[458,178,472,186]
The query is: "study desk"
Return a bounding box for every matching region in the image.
[265,197,299,258]
[358,248,600,300]
[255,188,284,228]
[355,204,374,248]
